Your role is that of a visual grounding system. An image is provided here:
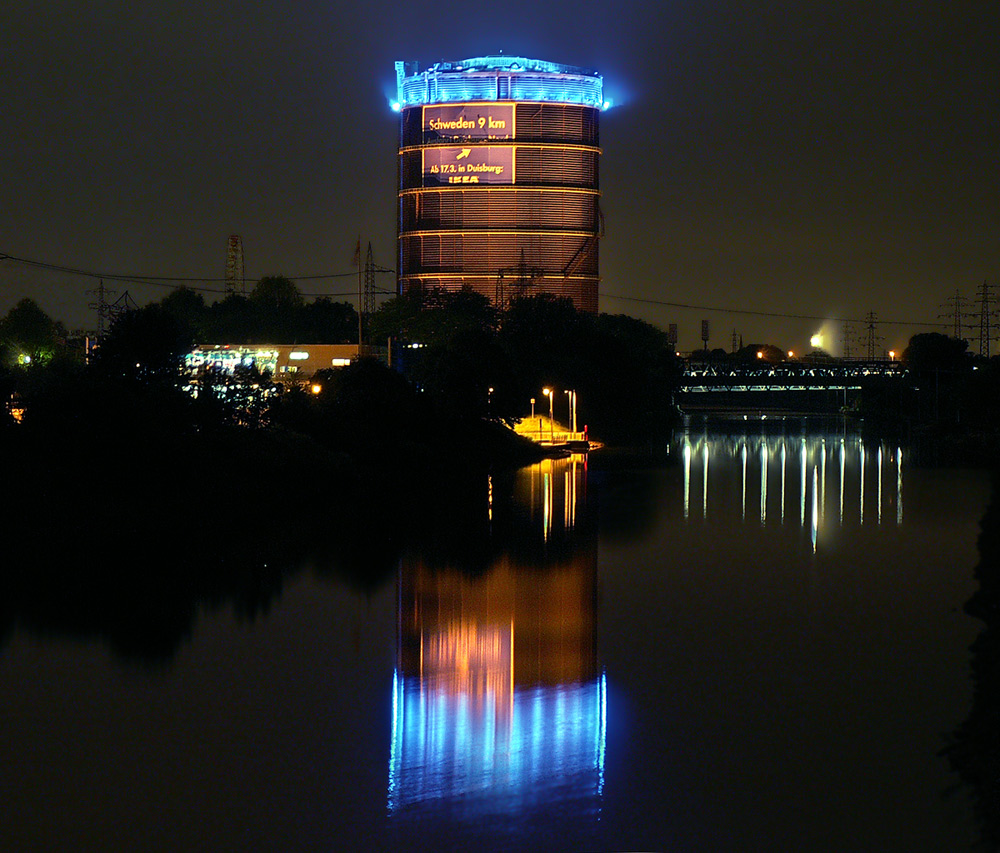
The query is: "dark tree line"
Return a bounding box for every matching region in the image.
[371,288,685,445]
[157,276,358,344]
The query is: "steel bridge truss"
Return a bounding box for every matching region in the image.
[679,362,906,394]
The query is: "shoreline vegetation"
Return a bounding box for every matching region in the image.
[1,286,999,661]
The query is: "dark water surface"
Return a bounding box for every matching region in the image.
[2,420,993,851]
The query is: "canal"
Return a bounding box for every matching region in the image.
[1,417,993,851]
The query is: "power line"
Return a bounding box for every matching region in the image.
[0,251,396,297]
[0,251,395,284]
[602,292,949,329]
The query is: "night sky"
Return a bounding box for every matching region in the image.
[3,2,997,354]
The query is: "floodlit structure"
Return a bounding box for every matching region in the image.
[394,56,607,312]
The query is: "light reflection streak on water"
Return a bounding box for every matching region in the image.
[800,439,807,527]
[543,470,551,542]
[811,465,819,553]
[676,429,907,552]
[703,441,709,519]
[878,445,883,525]
[683,439,691,520]
[897,448,904,523]
[388,670,607,817]
[760,440,768,526]
[741,444,748,521]
[860,443,866,524]
[820,440,827,520]
[839,441,846,524]
[780,444,786,524]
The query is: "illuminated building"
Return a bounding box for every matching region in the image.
[185,344,363,380]
[394,57,607,312]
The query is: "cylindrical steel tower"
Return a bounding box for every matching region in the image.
[394,56,605,313]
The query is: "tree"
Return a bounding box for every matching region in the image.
[160,287,208,340]
[248,276,304,342]
[205,294,253,342]
[93,305,193,384]
[301,298,357,343]
[250,276,303,311]
[0,298,66,366]
[902,333,970,376]
[371,287,496,350]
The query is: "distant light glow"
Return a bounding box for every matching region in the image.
[289,351,309,360]
[810,333,823,348]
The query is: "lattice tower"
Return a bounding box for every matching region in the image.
[975,279,997,358]
[938,289,975,341]
[495,249,544,313]
[87,279,117,340]
[863,311,883,361]
[225,235,246,295]
[840,319,854,359]
[363,242,377,320]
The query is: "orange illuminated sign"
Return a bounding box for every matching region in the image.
[423,103,515,140]
[423,146,515,186]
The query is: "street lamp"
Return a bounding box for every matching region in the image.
[564,389,577,435]
[542,387,553,441]
[888,350,895,362]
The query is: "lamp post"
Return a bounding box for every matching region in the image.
[564,389,577,436]
[543,387,553,442]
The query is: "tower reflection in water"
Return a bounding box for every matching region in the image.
[679,420,905,551]
[387,456,605,828]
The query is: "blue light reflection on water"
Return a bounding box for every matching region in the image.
[387,670,606,819]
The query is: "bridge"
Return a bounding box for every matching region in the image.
[677,361,906,413]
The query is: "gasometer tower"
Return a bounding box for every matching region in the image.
[394,56,607,312]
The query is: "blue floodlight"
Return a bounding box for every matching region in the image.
[395,56,604,109]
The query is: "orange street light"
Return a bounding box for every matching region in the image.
[542,387,554,441]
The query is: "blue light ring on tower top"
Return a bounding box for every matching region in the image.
[397,57,603,109]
